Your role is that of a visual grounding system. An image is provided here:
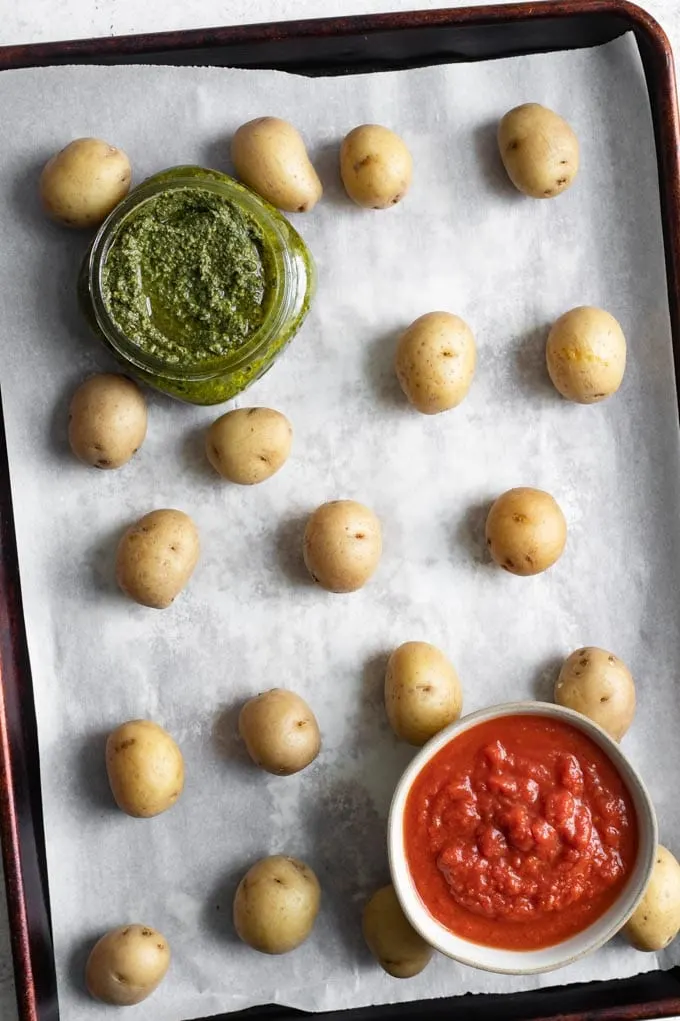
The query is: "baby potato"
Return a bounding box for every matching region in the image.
[554,647,636,742]
[363,884,433,978]
[303,500,382,593]
[485,487,566,576]
[40,137,131,228]
[395,312,476,415]
[68,373,147,470]
[498,103,579,198]
[232,117,322,213]
[340,124,413,209]
[206,407,292,485]
[546,306,627,404]
[106,719,184,818]
[234,855,321,954]
[116,509,199,609]
[385,641,462,746]
[239,688,321,775]
[85,923,170,1006]
[623,846,680,951]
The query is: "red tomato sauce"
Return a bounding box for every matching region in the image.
[404,715,638,950]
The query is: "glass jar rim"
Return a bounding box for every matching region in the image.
[87,168,304,382]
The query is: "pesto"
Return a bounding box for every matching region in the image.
[101,188,271,367]
[81,167,315,406]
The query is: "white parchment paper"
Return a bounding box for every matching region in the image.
[0,31,679,1021]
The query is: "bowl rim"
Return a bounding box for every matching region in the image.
[387,700,658,975]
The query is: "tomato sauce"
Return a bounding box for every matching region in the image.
[404,715,637,950]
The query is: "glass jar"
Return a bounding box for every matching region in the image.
[78,166,315,405]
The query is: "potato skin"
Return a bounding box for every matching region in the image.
[85,923,170,1005]
[363,885,432,978]
[239,689,321,775]
[340,124,413,209]
[106,719,184,818]
[206,407,292,485]
[546,306,626,404]
[554,647,635,742]
[233,855,321,954]
[498,104,579,199]
[303,500,382,593]
[40,137,131,228]
[395,312,476,415]
[232,117,322,213]
[68,374,147,470]
[116,509,199,609]
[385,642,462,747]
[485,487,566,576]
[623,846,680,951]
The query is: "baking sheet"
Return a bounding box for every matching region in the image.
[0,31,679,1021]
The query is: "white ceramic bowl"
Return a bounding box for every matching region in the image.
[388,701,657,975]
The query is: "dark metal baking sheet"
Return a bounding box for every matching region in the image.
[1,3,679,1019]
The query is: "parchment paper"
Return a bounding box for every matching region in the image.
[0,32,679,1021]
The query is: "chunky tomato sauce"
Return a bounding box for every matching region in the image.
[404,715,637,950]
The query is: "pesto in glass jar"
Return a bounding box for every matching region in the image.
[79,166,315,405]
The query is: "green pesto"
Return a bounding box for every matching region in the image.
[79,166,315,406]
[102,188,271,367]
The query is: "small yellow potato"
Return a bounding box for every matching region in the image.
[485,487,567,576]
[623,846,680,951]
[303,500,382,593]
[395,311,476,414]
[115,509,200,609]
[239,689,321,775]
[68,373,147,469]
[206,407,292,485]
[498,103,579,198]
[85,923,170,1005]
[231,117,322,212]
[554,647,636,742]
[340,124,412,209]
[233,855,321,954]
[40,137,131,228]
[106,719,184,818]
[385,641,462,747]
[546,306,627,403]
[363,884,433,978]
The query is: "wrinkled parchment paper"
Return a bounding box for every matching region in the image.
[0,32,679,1021]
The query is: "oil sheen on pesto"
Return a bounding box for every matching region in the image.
[101,187,272,367]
